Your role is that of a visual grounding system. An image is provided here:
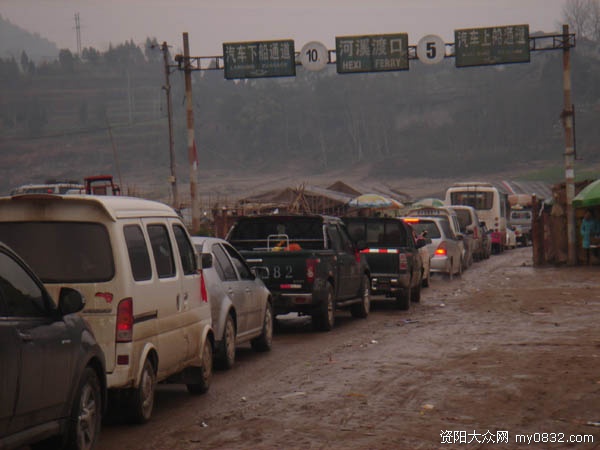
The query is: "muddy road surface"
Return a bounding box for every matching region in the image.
[96,246,600,450]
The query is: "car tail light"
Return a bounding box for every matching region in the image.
[434,243,447,256]
[306,258,319,284]
[473,227,478,239]
[199,269,208,302]
[399,253,408,270]
[116,298,133,343]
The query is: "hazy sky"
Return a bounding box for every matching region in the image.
[1,0,567,56]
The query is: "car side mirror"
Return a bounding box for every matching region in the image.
[355,240,367,251]
[58,287,85,315]
[416,237,427,248]
[199,253,213,269]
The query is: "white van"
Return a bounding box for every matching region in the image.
[0,194,214,423]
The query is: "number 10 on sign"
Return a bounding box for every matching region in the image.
[300,41,329,72]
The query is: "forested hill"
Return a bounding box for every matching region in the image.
[0,15,58,63]
[0,28,599,197]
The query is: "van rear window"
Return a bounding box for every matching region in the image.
[454,209,471,232]
[0,222,114,283]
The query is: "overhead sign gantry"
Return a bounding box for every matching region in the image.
[172,24,577,261]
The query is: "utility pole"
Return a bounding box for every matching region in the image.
[160,41,179,210]
[183,32,200,233]
[562,24,577,265]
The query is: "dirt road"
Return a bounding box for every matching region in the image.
[96,247,600,450]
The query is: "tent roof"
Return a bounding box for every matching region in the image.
[326,180,362,197]
[573,179,600,208]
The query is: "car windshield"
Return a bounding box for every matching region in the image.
[511,211,531,220]
[407,220,441,239]
[0,222,114,283]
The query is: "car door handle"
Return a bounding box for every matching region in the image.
[18,332,33,342]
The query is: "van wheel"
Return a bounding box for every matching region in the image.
[216,315,236,370]
[251,302,273,352]
[128,359,155,424]
[396,287,410,311]
[187,338,212,395]
[351,274,370,318]
[313,284,335,332]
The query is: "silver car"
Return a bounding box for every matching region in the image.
[403,216,463,279]
[192,236,273,369]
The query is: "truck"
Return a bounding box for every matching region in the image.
[342,216,427,310]
[508,194,533,246]
[85,174,121,195]
[226,214,371,331]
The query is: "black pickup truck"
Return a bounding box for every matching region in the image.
[342,216,427,310]
[226,214,371,331]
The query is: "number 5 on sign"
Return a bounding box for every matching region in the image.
[300,41,329,72]
[417,35,446,65]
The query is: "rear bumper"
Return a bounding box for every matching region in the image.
[271,280,328,315]
[430,255,450,274]
[370,274,409,296]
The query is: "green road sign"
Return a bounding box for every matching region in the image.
[223,40,296,79]
[336,34,409,74]
[455,24,530,68]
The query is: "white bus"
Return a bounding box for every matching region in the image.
[444,182,509,253]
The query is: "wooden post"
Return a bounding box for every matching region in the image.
[562,24,577,265]
[183,33,200,233]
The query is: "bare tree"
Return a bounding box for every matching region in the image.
[562,0,600,40]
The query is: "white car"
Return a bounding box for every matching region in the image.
[403,216,463,280]
[192,236,273,369]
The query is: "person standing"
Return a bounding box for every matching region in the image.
[580,209,598,264]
